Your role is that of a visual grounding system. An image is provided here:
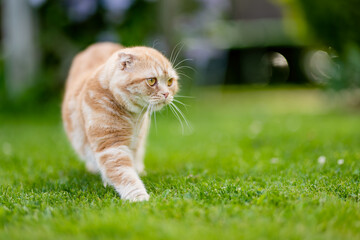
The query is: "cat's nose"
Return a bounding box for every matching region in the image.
[162,92,169,99]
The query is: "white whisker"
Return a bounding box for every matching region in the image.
[135,104,149,135]
[173,99,189,107]
[134,104,150,138]
[170,102,191,130]
[172,99,189,112]
[169,103,184,134]
[170,42,184,65]
[177,72,192,80]
[153,105,158,133]
[175,95,195,99]
[172,43,185,67]
[175,65,197,73]
[173,58,193,69]
[152,39,160,49]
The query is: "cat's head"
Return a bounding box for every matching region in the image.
[106,46,179,113]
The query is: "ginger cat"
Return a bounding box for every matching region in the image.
[62,42,179,201]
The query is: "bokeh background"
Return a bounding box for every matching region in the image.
[1,0,360,109]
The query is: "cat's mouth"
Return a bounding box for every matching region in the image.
[149,98,173,111]
[150,102,166,111]
[148,97,173,111]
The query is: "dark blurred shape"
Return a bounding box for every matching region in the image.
[231,0,282,20]
[279,0,360,89]
[297,0,360,51]
[266,52,290,84]
[197,0,309,85]
[224,47,306,85]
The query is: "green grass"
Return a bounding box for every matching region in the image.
[1,87,360,239]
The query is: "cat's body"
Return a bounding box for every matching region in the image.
[62,42,178,201]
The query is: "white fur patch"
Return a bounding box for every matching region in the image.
[81,100,95,127]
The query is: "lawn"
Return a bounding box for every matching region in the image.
[1,87,360,239]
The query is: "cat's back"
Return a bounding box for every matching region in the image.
[62,42,123,140]
[65,42,123,92]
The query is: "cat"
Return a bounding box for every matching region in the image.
[62,42,179,202]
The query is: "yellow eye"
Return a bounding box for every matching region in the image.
[146,77,157,86]
[167,78,174,87]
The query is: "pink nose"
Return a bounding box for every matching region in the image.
[162,92,169,99]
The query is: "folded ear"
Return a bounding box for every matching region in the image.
[118,52,136,70]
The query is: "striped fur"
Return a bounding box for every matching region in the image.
[62,42,179,201]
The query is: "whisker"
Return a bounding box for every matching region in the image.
[172,99,190,112]
[170,102,191,130]
[169,42,180,64]
[135,104,149,134]
[152,39,160,49]
[177,72,192,80]
[173,58,193,69]
[172,43,185,67]
[170,42,184,65]
[173,99,189,107]
[175,95,195,99]
[149,104,153,130]
[153,105,158,133]
[169,103,184,134]
[175,65,197,73]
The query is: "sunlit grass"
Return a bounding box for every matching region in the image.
[1,87,360,239]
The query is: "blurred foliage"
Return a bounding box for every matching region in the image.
[298,0,360,51]
[2,0,360,111]
[0,57,4,104]
[37,0,158,86]
[299,0,360,89]
[0,0,159,110]
[278,0,360,89]
[330,44,360,90]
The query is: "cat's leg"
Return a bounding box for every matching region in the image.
[133,113,150,175]
[64,105,99,174]
[82,96,149,201]
[94,145,149,201]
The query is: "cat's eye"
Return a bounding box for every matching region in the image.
[146,77,157,86]
[167,78,174,87]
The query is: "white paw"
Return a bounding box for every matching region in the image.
[121,190,150,202]
[111,167,149,202]
[128,193,150,202]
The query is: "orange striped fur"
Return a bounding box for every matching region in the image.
[62,42,179,201]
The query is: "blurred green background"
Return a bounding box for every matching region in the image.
[1,0,360,107]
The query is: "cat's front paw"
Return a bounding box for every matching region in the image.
[123,191,150,202]
[117,184,150,202]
